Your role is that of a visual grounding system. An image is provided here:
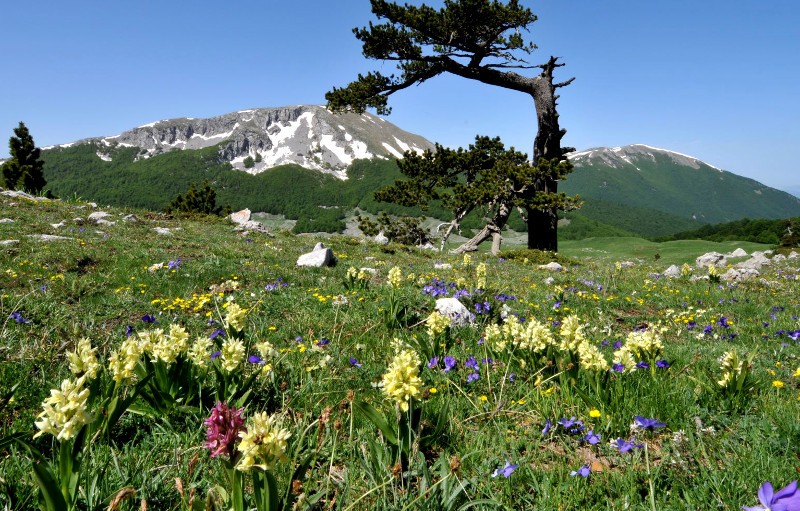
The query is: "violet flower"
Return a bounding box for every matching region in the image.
[742,480,800,511]
[570,465,591,478]
[491,462,519,478]
[633,416,666,431]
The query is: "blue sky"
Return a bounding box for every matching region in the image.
[2,1,798,194]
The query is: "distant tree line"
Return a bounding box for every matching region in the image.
[656,217,800,246]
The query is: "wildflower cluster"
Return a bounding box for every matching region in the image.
[67,337,99,380]
[426,310,451,338]
[236,411,291,472]
[716,349,754,392]
[613,327,665,372]
[382,350,423,412]
[34,376,92,441]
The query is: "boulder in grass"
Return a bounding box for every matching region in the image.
[539,262,564,272]
[728,248,748,258]
[297,242,337,268]
[229,209,251,225]
[663,265,681,278]
[789,251,798,260]
[88,211,112,223]
[737,253,771,270]
[721,268,760,282]
[374,232,389,245]
[435,297,473,327]
[695,252,726,268]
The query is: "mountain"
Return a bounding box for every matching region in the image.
[45,105,434,179]
[35,110,800,239]
[561,144,800,236]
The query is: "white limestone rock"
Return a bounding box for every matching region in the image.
[296,243,337,267]
[663,265,681,278]
[696,252,726,268]
[435,297,474,327]
[539,262,564,272]
[229,209,252,225]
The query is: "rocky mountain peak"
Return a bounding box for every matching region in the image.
[66,105,434,180]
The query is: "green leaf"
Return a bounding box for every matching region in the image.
[15,439,68,511]
[352,400,398,445]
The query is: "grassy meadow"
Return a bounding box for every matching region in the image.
[1,193,799,510]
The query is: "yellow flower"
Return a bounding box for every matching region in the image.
[479,395,488,402]
[426,311,451,338]
[109,338,143,385]
[236,412,291,472]
[220,339,245,372]
[34,376,92,441]
[381,350,423,412]
[773,380,785,389]
[387,266,403,288]
[223,302,247,332]
[429,387,438,394]
[476,262,487,290]
[589,409,601,418]
[793,367,800,378]
[188,336,213,368]
[67,337,99,380]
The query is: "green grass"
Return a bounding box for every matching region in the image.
[1,194,799,510]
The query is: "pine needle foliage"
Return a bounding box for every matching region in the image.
[1,122,47,195]
[166,180,228,217]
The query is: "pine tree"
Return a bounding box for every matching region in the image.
[166,180,227,216]
[326,0,576,251]
[373,135,580,253]
[1,122,47,194]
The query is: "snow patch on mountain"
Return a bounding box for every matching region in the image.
[567,144,722,171]
[41,105,436,180]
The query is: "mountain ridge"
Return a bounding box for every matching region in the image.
[27,107,800,238]
[43,105,434,179]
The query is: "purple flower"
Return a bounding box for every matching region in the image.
[443,356,457,372]
[558,417,584,434]
[570,465,591,478]
[211,350,221,360]
[552,301,562,310]
[635,361,650,370]
[656,359,670,369]
[349,357,362,368]
[168,258,181,270]
[583,430,601,445]
[508,373,515,382]
[317,338,330,347]
[611,437,644,453]
[717,316,730,329]
[613,341,623,350]
[427,356,439,369]
[491,462,519,478]
[9,312,30,324]
[466,372,480,384]
[142,314,157,324]
[633,416,666,431]
[453,289,471,300]
[125,325,133,337]
[209,328,226,340]
[703,325,714,335]
[542,419,551,436]
[742,480,800,511]
[612,363,625,373]
[464,356,479,371]
[248,355,263,364]
[204,402,245,459]
[687,321,697,330]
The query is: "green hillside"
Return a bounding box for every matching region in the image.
[562,150,800,224]
[42,142,800,240]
